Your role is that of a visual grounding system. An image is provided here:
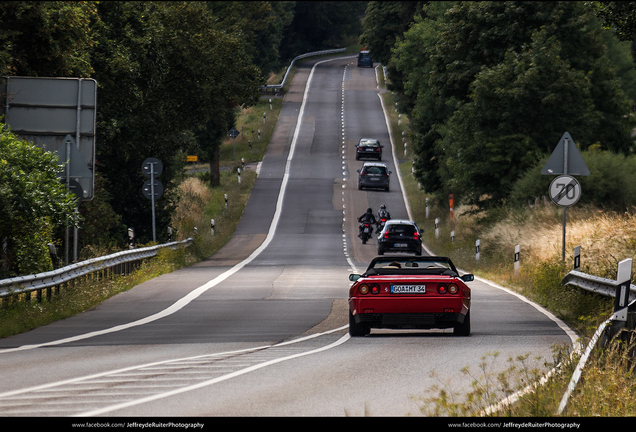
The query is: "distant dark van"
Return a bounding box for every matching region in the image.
[357,50,373,67]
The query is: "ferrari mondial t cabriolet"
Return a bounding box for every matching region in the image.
[348,256,473,337]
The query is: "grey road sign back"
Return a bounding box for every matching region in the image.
[1,77,97,200]
[541,132,590,176]
[228,127,240,138]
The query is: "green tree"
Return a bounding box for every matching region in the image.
[359,1,425,66]
[0,1,96,77]
[0,123,79,277]
[388,1,636,210]
[91,1,261,243]
[280,1,366,61]
[206,1,294,76]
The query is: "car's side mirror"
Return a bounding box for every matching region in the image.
[461,274,474,282]
[349,274,361,282]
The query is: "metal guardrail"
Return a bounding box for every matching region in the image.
[562,269,636,303]
[557,255,636,414]
[260,48,347,93]
[0,238,193,301]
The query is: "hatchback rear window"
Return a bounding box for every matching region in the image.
[388,225,416,236]
[363,166,386,175]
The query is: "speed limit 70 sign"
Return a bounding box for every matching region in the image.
[549,175,581,207]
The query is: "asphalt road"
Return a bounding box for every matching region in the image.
[0,56,577,418]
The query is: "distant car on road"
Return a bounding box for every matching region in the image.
[377,219,422,256]
[356,138,383,160]
[357,50,373,67]
[357,162,391,191]
[348,255,473,336]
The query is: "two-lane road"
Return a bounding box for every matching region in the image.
[0,56,576,418]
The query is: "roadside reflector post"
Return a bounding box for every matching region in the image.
[476,239,480,261]
[451,231,455,242]
[574,245,581,270]
[606,259,633,343]
[435,218,439,238]
[225,194,228,209]
[211,219,215,236]
[514,245,520,276]
[426,197,429,219]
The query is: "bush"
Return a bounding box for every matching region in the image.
[511,148,636,212]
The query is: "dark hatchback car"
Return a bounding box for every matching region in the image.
[356,138,383,160]
[377,219,423,255]
[357,50,373,67]
[357,162,391,191]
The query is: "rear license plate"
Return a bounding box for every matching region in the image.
[394,243,408,247]
[391,285,426,294]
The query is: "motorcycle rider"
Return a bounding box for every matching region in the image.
[378,203,391,220]
[358,208,377,238]
[376,204,391,233]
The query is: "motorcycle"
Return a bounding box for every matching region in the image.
[376,216,389,234]
[359,222,373,244]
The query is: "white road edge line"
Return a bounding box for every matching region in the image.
[75,332,351,417]
[0,57,346,355]
[0,325,348,401]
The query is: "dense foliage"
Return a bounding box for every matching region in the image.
[0,124,79,277]
[364,1,636,211]
[0,1,363,274]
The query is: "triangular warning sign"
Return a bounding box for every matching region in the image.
[541,132,590,176]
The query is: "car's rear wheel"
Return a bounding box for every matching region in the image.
[349,311,370,336]
[453,310,471,336]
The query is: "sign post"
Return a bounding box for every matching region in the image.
[142,158,163,242]
[228,127,240,166]
[542,132,590,261]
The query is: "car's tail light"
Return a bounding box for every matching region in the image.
[383,232,389,239]
[413,231,420,240]
[357,283,380,295]
[437,283,459,294]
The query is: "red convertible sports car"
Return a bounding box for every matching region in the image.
[348,255,473,336]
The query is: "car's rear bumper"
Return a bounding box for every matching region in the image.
[352,311,466,329]
[349,296,469,329]
[359,180,389,189]
[356,151,382,160]
[377,240,421,254]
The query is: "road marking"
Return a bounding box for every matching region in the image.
[76,331,350,417]
[0,57,353,355]
[0,326,349,416]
